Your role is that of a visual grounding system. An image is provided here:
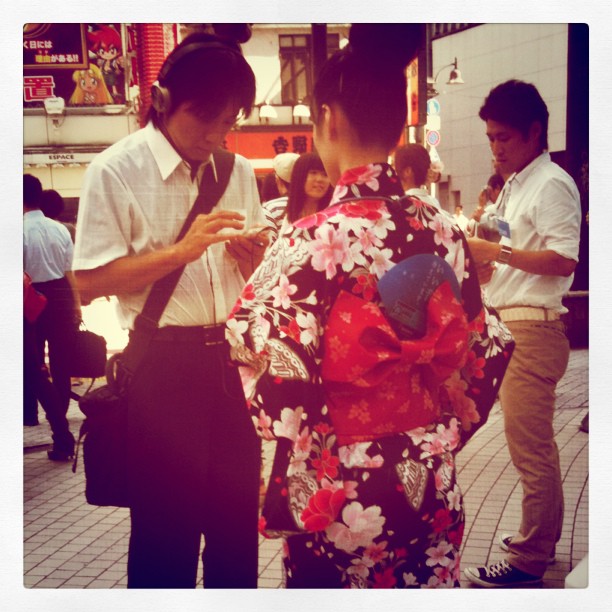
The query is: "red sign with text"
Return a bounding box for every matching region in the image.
[224,130,315,161]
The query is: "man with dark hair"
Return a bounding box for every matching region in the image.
[453,204,469,231]
[487,172,505,198]
[23,175,80,431]
[394,143,442,210]
[464,80,581,588]
[467,173,506,239]
[73,32,265,588]
[40,189,76,241]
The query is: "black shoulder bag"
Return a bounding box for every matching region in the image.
[73,149,236,507]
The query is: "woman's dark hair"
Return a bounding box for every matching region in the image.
[261,172,281,202]
[286,153,333,222]
[148,32,256,126]
[479,79,549,150]
[312,23,422,151]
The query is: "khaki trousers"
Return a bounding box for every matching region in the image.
[500,320,569,577]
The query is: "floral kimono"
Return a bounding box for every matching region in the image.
[227,163,514,588]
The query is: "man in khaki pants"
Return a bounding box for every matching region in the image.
[463,80,581,588]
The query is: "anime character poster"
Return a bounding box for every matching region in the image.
[85,24,126,104]
[23,23,129,108]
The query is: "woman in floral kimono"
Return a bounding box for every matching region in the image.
[227,24,514,588]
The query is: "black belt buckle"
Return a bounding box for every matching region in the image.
[202,324,225,346]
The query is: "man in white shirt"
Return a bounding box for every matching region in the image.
[452,204,469,231]
[23,174,77,458]
[467,173,506,239]
[464,80,581,588]
[74,33,266,589]
[394,143,443,210]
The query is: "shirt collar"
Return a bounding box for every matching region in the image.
[145,122,218,184]
[24,209,44,219]
[512,151,550,188]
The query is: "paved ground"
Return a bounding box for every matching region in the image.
[21,349,588,592]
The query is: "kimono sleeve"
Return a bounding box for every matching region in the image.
[227,227,328,441]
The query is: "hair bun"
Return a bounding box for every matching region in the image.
[348,23,422,70]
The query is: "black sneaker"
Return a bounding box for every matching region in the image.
[464,560,542,588]
[47,449,74,462]
[499,533,556,564]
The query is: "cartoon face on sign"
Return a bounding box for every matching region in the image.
[87,25,125,103]
[68,63,113,105]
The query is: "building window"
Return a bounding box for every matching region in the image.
[429,23,480,40]
[279,33,339,105]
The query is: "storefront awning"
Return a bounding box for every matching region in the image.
[23,148,106,167]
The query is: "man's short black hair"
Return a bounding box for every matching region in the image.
[148,32,256,127]
[394,144,431,186]
[23,174,42,208]
[479,79,549,150]
[40,189,65,219]
[487,173,505,192]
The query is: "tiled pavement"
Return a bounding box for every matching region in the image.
[22,349,588,590]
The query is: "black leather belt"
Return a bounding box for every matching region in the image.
[152,324,226,346]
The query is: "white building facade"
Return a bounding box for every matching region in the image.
[429,23,572,214]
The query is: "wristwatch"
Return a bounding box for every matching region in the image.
[496,244,513,265]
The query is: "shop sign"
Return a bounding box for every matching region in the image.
[23,23,130,107]
[224,130,315,161]
[23,24,88,70]
[406,57,420,127]
[24,151,101,165]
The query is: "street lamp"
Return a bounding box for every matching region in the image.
[292,101,311,124]
[427,57,464,98]
[259,103,277,124]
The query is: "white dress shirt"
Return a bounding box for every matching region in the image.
[24,209,73,282]
[73,122,263,329]
[453,212,469,231]
[484,152,581,313]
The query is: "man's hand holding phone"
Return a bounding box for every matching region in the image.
[225,225,271,279]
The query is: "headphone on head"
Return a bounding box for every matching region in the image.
[150,40,241,114]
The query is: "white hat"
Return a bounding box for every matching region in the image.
[272,152,300,183]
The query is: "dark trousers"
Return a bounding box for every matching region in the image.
[23,318,75,453]
[126,333,261,589]
[33,277,77,416]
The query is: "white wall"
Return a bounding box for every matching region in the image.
[431,23,569,214]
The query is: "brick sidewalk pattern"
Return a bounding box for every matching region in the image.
[24,349,588,589]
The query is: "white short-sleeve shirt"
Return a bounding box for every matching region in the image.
[73,122,264,329]
[24,210,73,282]
[484,152,581,312]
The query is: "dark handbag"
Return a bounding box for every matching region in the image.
[66,324,107,378]
[77,354,130,507]
[23,272,47,323]
[73,149,236,507]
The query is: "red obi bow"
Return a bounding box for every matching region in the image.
[321,282,469,446]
